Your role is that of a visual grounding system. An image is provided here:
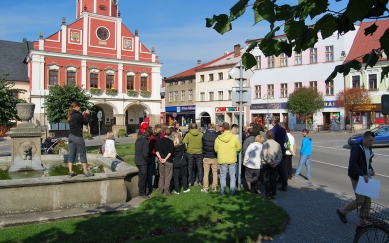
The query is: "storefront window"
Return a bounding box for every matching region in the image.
[296,114,313,124]
[215,114,225,125]
[330,112,340,124]
[352,112,362,124]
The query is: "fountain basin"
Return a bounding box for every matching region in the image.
[0,154,139,216]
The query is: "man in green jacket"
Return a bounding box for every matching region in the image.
[214,122,242,195]
[184,123,203,186]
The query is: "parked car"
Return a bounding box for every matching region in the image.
[347,125,389,147]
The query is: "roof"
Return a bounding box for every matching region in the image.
[344,20,389,63]
[164,48,244,81]
[0,39,33,82]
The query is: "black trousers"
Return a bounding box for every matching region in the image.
[263,164,277,196]
[173,165,188,192]
[137,165,148,196]
[284,155,293,178]
[277,155,288,189]
[187,154,203,185]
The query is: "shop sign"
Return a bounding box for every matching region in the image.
[181,106,195,111]
[250,103,284,110]
[177,107,181,112]
[323,100,338,108]
[215,107,244,112]
[354,104,381,111]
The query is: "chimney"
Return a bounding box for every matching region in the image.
[234,44,241,57]
[197,60,201,66]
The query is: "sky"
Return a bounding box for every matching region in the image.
[0,0,347,78]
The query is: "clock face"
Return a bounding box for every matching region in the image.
[97,27,110,41]
[112,0,118,5]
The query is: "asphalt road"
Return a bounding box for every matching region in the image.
[291,131,389,207]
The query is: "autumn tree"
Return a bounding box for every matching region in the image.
[0,73,27,124]
[285,87,324,129]
[335,87,371,132]
[45,83,93,124]
[206,0,389,81]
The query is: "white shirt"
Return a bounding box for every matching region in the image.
[285,133,295,155]
[103,139,117,158]
[243,142,262,169]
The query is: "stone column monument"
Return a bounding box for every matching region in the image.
[6,103,45,172]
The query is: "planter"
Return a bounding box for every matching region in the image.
[127,90,139,97]
[105,88,118,96]
[89,88,102,95]
[140,90,151,97]
[16,103,35,122]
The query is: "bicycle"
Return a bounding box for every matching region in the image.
[354,202,389,243]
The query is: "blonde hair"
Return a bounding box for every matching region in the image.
[231,126,238,135]
[106,132,115,139]
[67,101,81,122]
[171,132,183,146]
[255,135,264,144]
[153,126,161,136]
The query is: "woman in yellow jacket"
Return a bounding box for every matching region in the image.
[214,122,242,195]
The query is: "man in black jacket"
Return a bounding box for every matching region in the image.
[336,131,375,224]
[201,123,219,193]
[135,129,151,199]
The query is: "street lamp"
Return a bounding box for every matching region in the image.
[263,94,273,128]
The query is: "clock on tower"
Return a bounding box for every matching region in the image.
[112,0,118,5]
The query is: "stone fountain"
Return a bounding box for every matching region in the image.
[6,103,44,172]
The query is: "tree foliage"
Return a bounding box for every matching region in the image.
[285,87,324,128]
[0,73,27,124]
[335,87,372,112]
[45,83,93,124]
[206,0,389,81]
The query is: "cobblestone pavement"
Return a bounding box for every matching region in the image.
[265,178,359,243]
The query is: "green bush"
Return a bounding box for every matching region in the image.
[53,139,69,154]
[140,90,151,97]
[127,90,138,97]
[117,129,127,138]
[105,88,117,96]
[83,131,92,140]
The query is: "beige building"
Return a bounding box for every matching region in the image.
[195,45,248,127]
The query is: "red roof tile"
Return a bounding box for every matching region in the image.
[344,20,389,63]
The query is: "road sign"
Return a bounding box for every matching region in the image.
[97,111,102,119]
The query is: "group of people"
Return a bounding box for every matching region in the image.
[133,116,316,200]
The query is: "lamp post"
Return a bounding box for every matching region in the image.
[263,94,273,128]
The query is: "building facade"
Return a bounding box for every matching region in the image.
[247,28,358,131]
[195,45,247,128]
[27,0,161,136]
[343,20,389,129]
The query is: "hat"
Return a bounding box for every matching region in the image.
[140,122,149,134]
[144,117,150,123]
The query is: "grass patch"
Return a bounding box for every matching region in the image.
[0,189,289,243]
[87,143,135,166]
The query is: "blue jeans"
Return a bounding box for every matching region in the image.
[67,134,87,163]
[219,163,236,195]
[295,154,311,179]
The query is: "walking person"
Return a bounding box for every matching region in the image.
[135,129,151,198]
[67,101,94,177]
[336,131,376,224]
[155,128,174,196]
[201,123,219,193]
[284,128,296,180]
[271,116,288,191]
[171,132,190,194]
[294,129,312,180]
[183,123,203,186]
[214,122,242,196]
[260,130,282,199]
[243,135,264,194]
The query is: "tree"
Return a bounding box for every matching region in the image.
[335,87,371,132]
[206,0,389,81]
[0,73,27,124]
[285,87,324,129]
[45,83,93,124]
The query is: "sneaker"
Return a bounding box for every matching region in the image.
[68,171,77,178]
[212,188,217,193]
[200,188,208,193]
[84,171,94,177]
[174,191,180,195]
[336,209,348,223]
[183,189,191,193]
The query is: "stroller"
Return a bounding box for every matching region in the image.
[41,137,60,155]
